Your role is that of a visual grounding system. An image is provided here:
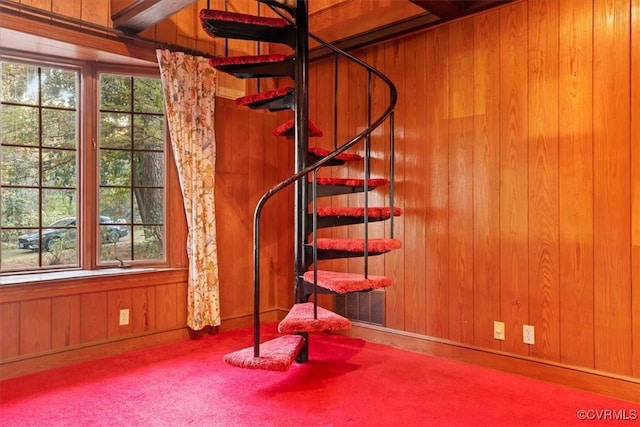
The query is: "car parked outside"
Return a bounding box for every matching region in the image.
[17,216,128,252]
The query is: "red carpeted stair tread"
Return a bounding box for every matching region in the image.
[209,54,288,67]
[303,270,392,293]
[200,9,288,27]
[315,206,402,218]
[274,118,323,137]
[308,146,362,162]
[278,302,351,334]
[236,87,293,106]
[312,177,389,187]
[315,237,402,252]
[222,335,304,371]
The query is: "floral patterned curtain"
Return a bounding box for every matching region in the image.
[157,49,220,329]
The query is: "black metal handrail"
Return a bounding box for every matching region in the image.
[252,1,398,357]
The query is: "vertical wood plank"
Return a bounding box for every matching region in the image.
[448,18,474,344]
[592,0,632,376]
[0,303,20,358]
[131,286,156,333]
[20,0,51,10]
[80,292,108,342]
[107,289,132,338]
[499,1,529,355]
[632,0,640,379]
[383,38,405,330]
[424,26,450,339]
[155,283,178,330]
[558,0,594,368]
[473,9,501,350]
[20,299,51,354]
[80,0,111,27]
[52,0,81,18]
[51,295,81,348]
[175,4,198,49]
[403,33,427,335]
[528,0,560,361]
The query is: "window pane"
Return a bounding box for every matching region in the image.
[133,152,164,186]
[1,187,39,227]
[1,63,38,105]
[42,149,77,187]
[133,77,163,113]
[100,112,131,149]
[1,105,39,146]
[99,187,131,222]
[100,74,131,111]
[42,189,77,226]
[41,67,77,108]
[133,115,164,150]
[3,229,40,270]
[100,149,131,185]
[43,109,77,148]
[1,145,39,186]
[133,188,163,224]
[133,225,164,260]
[99,224,131,262]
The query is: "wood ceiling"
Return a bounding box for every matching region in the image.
[112,0,514,34]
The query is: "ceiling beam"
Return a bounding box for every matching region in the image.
[410,0,513,20]
[409,0,466,19]
[112,0,198,33]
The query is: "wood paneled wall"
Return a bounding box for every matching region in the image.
[308,0,640,378]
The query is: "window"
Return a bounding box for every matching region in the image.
[0,57,166,274]
[98,73,165,263]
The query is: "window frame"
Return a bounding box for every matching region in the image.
[0,50,170,275]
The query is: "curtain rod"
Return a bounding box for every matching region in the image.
[0,0,216,59]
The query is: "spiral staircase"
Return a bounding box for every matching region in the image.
[200,0,400,371]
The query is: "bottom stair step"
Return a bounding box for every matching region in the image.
[222,335,304,371]
[278,302,351,334]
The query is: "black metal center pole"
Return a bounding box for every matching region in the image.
[293,0,310,363]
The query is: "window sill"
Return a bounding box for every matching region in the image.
[0,267,177,286]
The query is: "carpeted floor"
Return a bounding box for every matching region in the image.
[1,324,638,426]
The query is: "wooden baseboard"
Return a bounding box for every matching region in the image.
[0,328,189,381]
[340,323,640,404]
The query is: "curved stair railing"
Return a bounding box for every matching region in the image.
[201,0,400,370]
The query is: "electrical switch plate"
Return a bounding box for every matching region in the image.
[493,321,505,341]
[119,309,130,326]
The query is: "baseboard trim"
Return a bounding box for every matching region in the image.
[0,328,189,380]
[340,322,640,404]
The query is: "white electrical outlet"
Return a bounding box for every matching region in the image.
[119,309,130,326]
[523,324,535,345]
[494,321,505,341]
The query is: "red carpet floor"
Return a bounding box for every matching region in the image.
[1,324,638,426]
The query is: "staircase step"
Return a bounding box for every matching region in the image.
[307,206,402,231]
[236,87,294,111]
[302,270,392,293]
[307,147,362,165]
[273,118,323,138]
[305,237,402,262]
[222,335,305,371]
[208,54,294,79]
[308,177,389,199]
[278,302,351,334]
[200,10,295,47]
